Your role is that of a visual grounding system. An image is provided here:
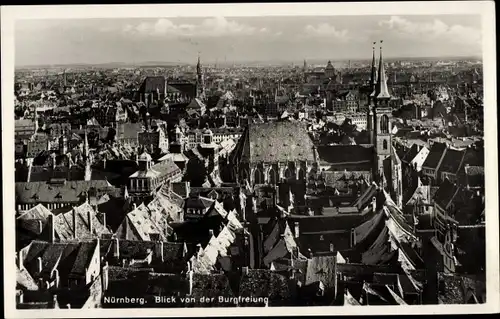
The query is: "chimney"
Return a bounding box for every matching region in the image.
[186,260,191,273]
[294,222,300,238]
[242,266,249,276]
[72,208,78,239]
[372,196,377,213]
[17,291,24,304]
[330,243,335,252]
[114,237,120,260]
[308,248,313,259]
[38,220,44,234]
[88,209,93,236]
[208,229,214,238]
[37,256,43,273]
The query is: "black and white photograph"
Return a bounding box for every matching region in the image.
[2,2,498,317]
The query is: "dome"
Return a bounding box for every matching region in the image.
[138,151,152,162]
[203,128,213,136]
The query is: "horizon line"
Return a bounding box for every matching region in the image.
[15,55,483,69]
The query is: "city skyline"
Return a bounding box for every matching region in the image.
[15,15,482,67]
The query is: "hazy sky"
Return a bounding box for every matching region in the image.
[15,15,482,66]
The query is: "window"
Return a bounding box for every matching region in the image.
[269,168,277,185]
[380,115,389,133]
[254,169,264,184]
[383,140,388,150]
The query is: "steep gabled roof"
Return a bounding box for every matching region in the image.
[439,149,465,174]
[422,142,447,170]
[433,178,460,210]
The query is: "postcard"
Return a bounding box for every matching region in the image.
[2,1,498,318]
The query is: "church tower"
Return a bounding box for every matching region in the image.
[367,42,377,144]
[196,54,205,99]
[372,41,392,185]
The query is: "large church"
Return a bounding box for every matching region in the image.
[230,42,403,208]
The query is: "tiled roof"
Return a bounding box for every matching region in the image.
[263,222,301,266]
[130,158,181,179]
[17,265,39,291]
[361,226,396,265]
[293,214,367,233]
[354,211,385,245]
[406,184,431,206]
[70,241,97,275]
[305,255,337,288]
[116,123,142,140]
[465,165,484,188]
[241,122,316,163]
[118,203,168,241]
[401,144,419,163]
[16,180,117,204]
[17,204,53,221]
[167,82,197,97]
[343,289,361,305]
[439,149,465,174]
[54,202,111,241]
[317,145,374,165]
[22,240,97,281]
[185,195,214,210]
[139,76,166,93]
[433,178,459,210]
[190,212,243,274]
[462,147,484,167]
[422,142,447,169]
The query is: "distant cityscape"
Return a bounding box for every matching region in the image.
[16,55,483,70]
[13,15,485,310]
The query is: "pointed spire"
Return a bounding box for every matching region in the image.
[375,40,391,100]
[369,42,377,90]
[197,52,201,73]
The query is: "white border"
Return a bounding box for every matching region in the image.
[2,2,498,318]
